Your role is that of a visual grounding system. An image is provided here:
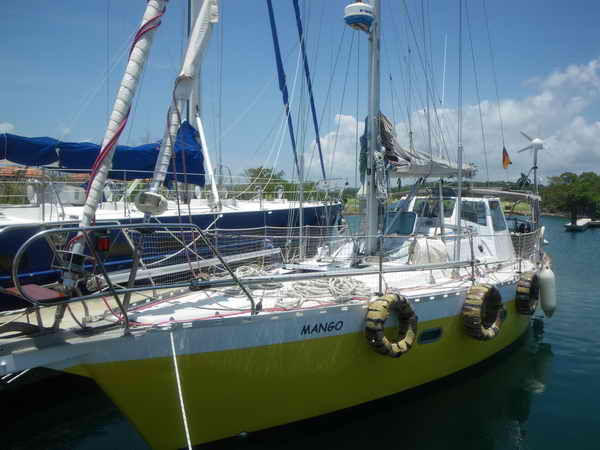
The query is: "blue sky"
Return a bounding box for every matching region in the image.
[2,0,600,185]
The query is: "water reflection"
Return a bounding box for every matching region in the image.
[505,318,554,449]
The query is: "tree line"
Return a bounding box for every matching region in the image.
[239,167,600,221]
[541,172,600,221]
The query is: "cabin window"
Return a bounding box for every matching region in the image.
[461,201,487,226]
[385,211,417,235]
[489,200,508,231]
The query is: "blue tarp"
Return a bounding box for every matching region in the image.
[165,121,204,187]
[0,121,205,186]
[58,141,159,181]
[0,134,60,166]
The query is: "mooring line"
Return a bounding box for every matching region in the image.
[170,331,192,450]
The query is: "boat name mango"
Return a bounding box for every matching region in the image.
[301,321,343,335]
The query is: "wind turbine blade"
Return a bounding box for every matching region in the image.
[518,145,533,153]
[520,131,533,142]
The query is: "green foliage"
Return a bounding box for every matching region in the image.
[234,167,319,201]
[0,180,27,204]
[542,171,600,220]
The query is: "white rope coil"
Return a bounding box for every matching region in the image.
[278,277,371,308]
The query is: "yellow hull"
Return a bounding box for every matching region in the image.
[68,300,529,449]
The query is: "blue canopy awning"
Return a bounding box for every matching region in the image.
[0,133,60,166]
[0,121,205,186]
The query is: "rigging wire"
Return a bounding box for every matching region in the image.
[386,2,412,148]
[235,44,304,200]
[266,0,301,179]
[106,0,110,126]
[317,26,348,143]
[215,40,301,149]
[465,0,490,183]
[355,33,360,187]
[458,1,463,149]
[292,0,327,181]
[326,31,356,177]
[62,26,139,144]
[216,0,224,182]
[426,0,436,127]
[421,0,432,159]
[219,41,304,202]
[304,0,326,182]
[386,3,422,152]
[400,0,451,161]
[482,0,506,148]
[389,76,397,127]
[293,0,310,183]
[379,15,396,127]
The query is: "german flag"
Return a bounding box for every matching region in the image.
[502,146,512,169]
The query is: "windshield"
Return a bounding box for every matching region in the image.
[489,200,507,231]
[385,211,417,235]
[413,198,455,218]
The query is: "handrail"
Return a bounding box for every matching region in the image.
[7,256,514,311]
[9,221,530,314]
[11,223,195,306]
[11,222,257,315]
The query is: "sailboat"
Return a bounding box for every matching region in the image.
[0,0,340,311]
[0,1,556,449]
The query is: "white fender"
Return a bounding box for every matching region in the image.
[539,263,556,318]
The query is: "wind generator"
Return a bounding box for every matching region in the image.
[518,130,546,196]
[518,130,547,229]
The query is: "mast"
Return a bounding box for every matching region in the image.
[366,0,381,255]
[137,0,220,218]
[344,1,379,254]
[190,0,202,117]
[186,0,192,123]
[81,0,167,225]
[65,0,167,288]
[190,0,220,209]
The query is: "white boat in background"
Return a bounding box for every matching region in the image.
[0,1,556,449]
[564,217,591,231]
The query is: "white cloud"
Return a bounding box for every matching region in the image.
[316,114,364,180]
[0,122,15,133]
[316,56,600,183]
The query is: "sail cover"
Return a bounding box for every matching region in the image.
[0,134,60,166]
[360,113,477,180]
[0,121,205,186]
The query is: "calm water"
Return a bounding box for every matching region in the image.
[4,215,600,449]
